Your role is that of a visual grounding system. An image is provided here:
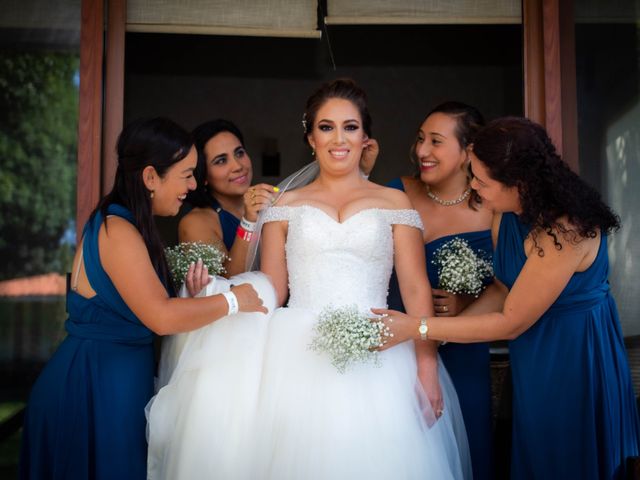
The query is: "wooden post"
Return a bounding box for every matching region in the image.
[77,0,104,239]
[523,0,579,171]
[523,0,546,126]
[102,0,127,193]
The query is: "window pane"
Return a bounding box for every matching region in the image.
[575,0,640,336]
[0,4,80,467]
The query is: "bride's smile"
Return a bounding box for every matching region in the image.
[307,97,367,173]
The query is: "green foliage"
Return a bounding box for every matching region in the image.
[0,51,78,280]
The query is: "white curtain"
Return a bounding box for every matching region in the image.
[325,0,521,25]
[127,0,320,38]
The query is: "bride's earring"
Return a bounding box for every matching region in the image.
[312,149,315,157]
[150,190,155,199]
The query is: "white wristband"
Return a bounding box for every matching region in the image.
[222,291,239,315]
[240,217,257,232]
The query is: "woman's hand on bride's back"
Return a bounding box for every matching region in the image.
[231,283,269,314]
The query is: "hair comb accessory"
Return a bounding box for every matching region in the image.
[301,113,308,133]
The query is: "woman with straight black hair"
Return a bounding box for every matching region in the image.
[20,117,266,480]
[178,119,278,276]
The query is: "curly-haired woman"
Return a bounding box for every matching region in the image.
[375,116,640,479]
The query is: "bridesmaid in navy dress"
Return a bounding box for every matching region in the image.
[179,119,379,274]
[387,102,493,480]
[20,118,267,479]
[178,119,277,276]
[377,117,640,479]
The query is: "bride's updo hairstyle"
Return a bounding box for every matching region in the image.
[472,116,620,252]
[91,117,193,286]
[302,78,372,145]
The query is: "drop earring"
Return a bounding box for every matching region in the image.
[150,190,155,199]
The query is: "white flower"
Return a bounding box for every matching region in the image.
[431,237,493,297]
[165,242,227,289]
[309,305,390,373]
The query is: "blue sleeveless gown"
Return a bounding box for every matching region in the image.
[209,197,240,251]
[20,204,157,479]
[387,177,493,480]
[495,212,640,479]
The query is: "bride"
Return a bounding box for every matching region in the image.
[147,79,470,479]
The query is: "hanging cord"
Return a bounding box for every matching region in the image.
[318,0,337,71]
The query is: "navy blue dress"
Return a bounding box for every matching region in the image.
[387,177,493,480]
[20,204,159,479]
[495,212,640,479]
[209,197,240,251]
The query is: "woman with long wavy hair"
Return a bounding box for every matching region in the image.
[376,116,640,479]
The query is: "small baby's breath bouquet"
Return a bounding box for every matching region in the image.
[310,305,392,374]
[431,237,493,297]
[164,242,227,289]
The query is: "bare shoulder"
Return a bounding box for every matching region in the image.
[180,206,219,226]
[179,207,221,233]
[98,216,148,262]
[100,215,141,242]
[368,183,413,210]
[528,217,600,262]
[178,207,222,243]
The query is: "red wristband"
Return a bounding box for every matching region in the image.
[236,225,253,242]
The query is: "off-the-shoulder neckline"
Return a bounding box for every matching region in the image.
[267,204,418,225]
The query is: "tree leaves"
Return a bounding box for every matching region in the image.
[0,51,78,280]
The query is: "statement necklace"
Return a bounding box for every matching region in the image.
[425,185,471,206]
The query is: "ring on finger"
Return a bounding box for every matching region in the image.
[442,305,448,312]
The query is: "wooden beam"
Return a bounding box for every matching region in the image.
[102,0,127,193]
[542,0,563,156]
[77,0,104,239]
[523,0,579,171]
[558,0,579,172]
[523,0,545,126]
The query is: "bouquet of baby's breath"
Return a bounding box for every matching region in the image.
[431,237,493,297]
[310,305,392,374]
[164,242,227,289]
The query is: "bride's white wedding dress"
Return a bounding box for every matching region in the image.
[147,205,471,479]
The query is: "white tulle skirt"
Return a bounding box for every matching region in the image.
[146,272,471,480]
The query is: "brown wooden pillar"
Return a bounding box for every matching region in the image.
[523,0,546,127]
[102,0,127,193]
[77,0,104,239]
[523,0,579,171]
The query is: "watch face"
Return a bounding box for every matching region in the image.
[419,325,428,334]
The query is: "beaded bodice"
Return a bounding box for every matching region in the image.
[262,205,423,312]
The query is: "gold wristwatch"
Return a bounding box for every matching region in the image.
[418,317,429,341]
